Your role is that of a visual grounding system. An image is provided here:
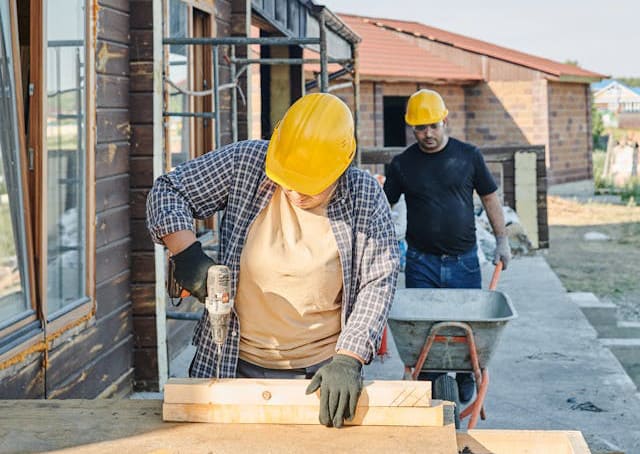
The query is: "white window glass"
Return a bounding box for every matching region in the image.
[0,0,32,327]
[45,0,86,314]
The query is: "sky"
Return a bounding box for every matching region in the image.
[318,0,639,77]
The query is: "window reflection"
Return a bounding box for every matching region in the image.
[45,0,86,314]
[167,0,190,169]
[0,0,31,326]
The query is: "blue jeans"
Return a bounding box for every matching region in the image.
[405,245,481,289]
[404,244,480,400]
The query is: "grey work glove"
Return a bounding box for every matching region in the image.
[305,354,363,428]
[494,235,511,270]
[170,241,215,302]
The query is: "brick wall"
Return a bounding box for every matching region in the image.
[334,82,466,148]
[547,82,592,184]
[465,81,547,147]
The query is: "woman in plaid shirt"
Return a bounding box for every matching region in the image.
[147,93,399,428]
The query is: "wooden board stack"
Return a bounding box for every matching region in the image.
[163,378,455,426]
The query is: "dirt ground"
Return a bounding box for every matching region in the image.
[545,195,640,321]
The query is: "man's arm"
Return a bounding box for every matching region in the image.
[480,191,511,270]
[480,191,506,237]
[336,183,400,363]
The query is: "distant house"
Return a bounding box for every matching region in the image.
[592,80,640,129]
[330,14,606,185]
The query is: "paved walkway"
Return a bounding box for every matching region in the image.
[367,256,640,453]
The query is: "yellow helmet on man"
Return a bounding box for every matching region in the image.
[405,89,448,126]
[265,93,356,196]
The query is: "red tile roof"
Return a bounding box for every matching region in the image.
[337,14,481,83]
[340,14,606,81]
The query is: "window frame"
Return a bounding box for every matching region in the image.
[0,0,37,341]
[0,0,96,352]
[37,0,96,330]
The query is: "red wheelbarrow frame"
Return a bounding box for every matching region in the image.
[403,262,503,429]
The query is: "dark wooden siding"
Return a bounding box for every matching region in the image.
[43,0,135,398]
[129,0,157,391]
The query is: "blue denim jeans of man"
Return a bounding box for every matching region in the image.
[404,244,480,402]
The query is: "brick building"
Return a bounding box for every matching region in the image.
[332,14,606,185]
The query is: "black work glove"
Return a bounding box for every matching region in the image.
[305,354,363,428]
[170,241,215,302]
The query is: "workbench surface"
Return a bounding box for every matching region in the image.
[0,399,458,453]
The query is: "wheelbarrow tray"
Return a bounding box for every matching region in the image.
[388,288,517,373]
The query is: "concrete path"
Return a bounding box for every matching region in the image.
[367,256,640,453]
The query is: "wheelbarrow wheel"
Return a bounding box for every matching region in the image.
[433,375,460,429]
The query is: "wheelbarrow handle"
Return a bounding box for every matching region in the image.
[488,261,503,291]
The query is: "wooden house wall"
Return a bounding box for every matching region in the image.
[44,0,135,398]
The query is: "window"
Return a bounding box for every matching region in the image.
[0,0,33,331]
[45,0,87,316]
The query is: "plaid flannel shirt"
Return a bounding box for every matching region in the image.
[146,140,399,378]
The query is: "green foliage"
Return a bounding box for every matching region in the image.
[564,59,579,66]
[591,104,605,148]
[592,150,609,190]
[616,77,640,88]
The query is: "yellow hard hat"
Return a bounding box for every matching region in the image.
[405,89,448,126]
[265,93,356,195]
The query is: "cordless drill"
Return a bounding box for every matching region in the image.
[167,262,233,379]
[204,265,234,379]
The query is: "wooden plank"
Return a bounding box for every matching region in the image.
[133,315,157,348]
[96,41,129,76]
[130,156,154,188]
[97,6,129,44]
[129,188,150,219]
[96,174,130,211]
[129,0,153,29]
[130,61,153,92]
[129,92,153,125]
[130,124,153,156]
[95,239,130,284]
[99,0,130,12]
[130,219,154,251]
[134,347,158,384]
[131,283,156,315]
[0,356,45,399]
[163,399,449,426]
[95,270,131,319]
[0,399,460,453]
[46,307,133,391]
[97,109,130,143]
[465,430,592,454]
[48,336,134,398]
[96,205,130,247]
[131,252,156,282]
[130,30,153,61]
[95,142,129,179]
[97,75,129,109]
[165,378,431,407]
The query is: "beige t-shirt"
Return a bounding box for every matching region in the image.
[236,187,343,369]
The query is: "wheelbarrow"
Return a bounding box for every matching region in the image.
[387,264,517,429]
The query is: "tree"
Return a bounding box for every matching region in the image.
[564,59,579,67]
[591,104,605,150]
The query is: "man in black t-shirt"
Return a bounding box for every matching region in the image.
[383,89,511,402]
